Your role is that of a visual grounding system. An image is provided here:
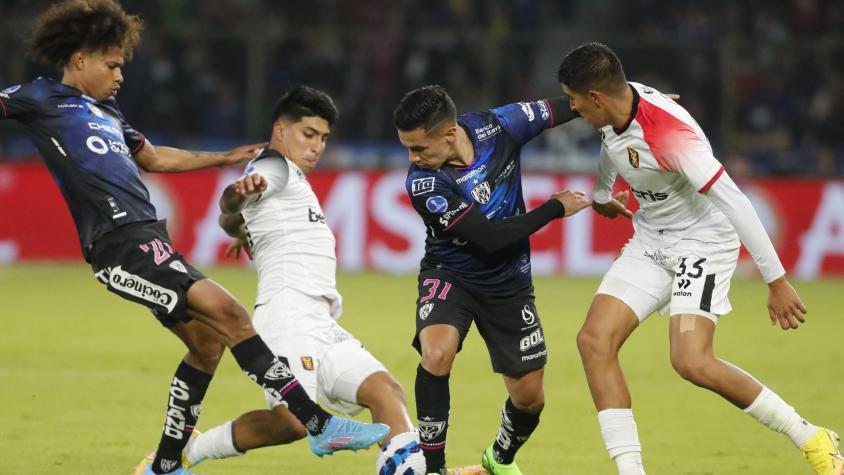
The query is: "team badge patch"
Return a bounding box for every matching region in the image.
[411,177,435,196]
[419,303,434,320]
[426,196,448,214]
[471,181,491,204]
[418,419,447,441]
[627,147,640,168]
[300,356,315,371]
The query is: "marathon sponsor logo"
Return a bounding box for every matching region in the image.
[163,376,190,439]
[108,265,177,313]
[519,102,535,121]
[438,201,469,227]
[456,164,487,184]
[474,123,501,142]
[88,121,121,136]
[411,177,436,196]
[495,160,516,184]
[520,328,545,352]
[520,349,547,362]
[673,290,693,297]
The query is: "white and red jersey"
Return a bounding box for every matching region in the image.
[594,82,785,282]
[240,150,340,308]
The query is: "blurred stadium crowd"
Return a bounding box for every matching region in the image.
[1,0,842,175]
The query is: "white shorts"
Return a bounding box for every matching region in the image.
[252,287,388,416]
[596,235,740,324]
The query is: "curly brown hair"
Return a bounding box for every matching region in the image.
[30,0,143,68]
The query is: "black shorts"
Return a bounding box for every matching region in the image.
[412,269,547,375]
[89,220,205,327]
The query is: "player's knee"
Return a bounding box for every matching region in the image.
[189,339,225,370]
[214,298,253,340]
[576,326,615,360]
[421,346,456,375]
[359,372,407,409]
[670,352,713,385]
[511,391,545,414]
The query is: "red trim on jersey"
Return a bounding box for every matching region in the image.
[636,96,700,172]
[544,98,555,127]
[131,134,146,154]
[442,203,474,232]
[0,97,7,118]
[698,165,725,193]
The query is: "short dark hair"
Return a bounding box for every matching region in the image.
[393,85,456,132]
[30,0,143,68]
[557,42,628,95]
[271,85,338,127]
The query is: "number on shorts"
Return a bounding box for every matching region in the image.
[139,238,173,265]
[420,279,452,302]
[676,257,706,278]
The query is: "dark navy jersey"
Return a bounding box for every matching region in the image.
[0,78,155,260]
[406,99,557,292]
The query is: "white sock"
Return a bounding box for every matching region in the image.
[185,420,244,467]
[375,430,425,475]
[598,409,645,475]
[743,386,818,448]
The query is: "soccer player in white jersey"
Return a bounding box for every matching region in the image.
[556,42,843,475]
[183,86,425,475]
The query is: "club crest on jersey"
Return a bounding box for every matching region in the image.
[471,181,491,204]
[627,147,640,168]
[300,356,315,371]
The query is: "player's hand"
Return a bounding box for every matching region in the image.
[767,276,807,330]
[234,172,267,197]
[592,190,634,219]
[221,142,267,165]
[552,189,592,217]
[665,93,680,101]
[225,237,253,260]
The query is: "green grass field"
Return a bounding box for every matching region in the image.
[0,264,841,475]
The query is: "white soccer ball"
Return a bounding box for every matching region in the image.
[375,439,426,475]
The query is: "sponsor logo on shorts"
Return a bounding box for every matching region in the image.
[520,305,536,325]
[264,359,294,380]
[419,302,434,320]
[301,356,315,371]
[411,177,435,196]
[520,349,547,362]
[418,417,447,441]
[108,266,177,313]
[519,328,545,352]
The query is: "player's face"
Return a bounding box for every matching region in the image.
[77,46,125,101]
[275,115,330,174]
[562,84,608,129]
[397,125,454,170]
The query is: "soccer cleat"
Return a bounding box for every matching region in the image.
[481,445,522,475]
[132,451,196,475]
[308,415,390,457]
[801,428,844,475]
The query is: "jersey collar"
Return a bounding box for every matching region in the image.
[612,84,640,136]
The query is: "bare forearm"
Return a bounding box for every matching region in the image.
[219,212,246,238]
[220,185,248,214]
[149,146,233,172]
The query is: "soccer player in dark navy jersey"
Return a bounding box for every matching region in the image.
[394,85,592,475]
[0,2,387,474]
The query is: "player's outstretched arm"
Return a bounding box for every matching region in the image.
[592,190,633,219]
[219,172,268,214]
[133,139,266,173]
[449,190,590,254]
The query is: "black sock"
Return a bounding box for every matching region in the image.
[230,335,330,435]
[416,364,450,473]
[152,361,212,474]
[491,398,541,465]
